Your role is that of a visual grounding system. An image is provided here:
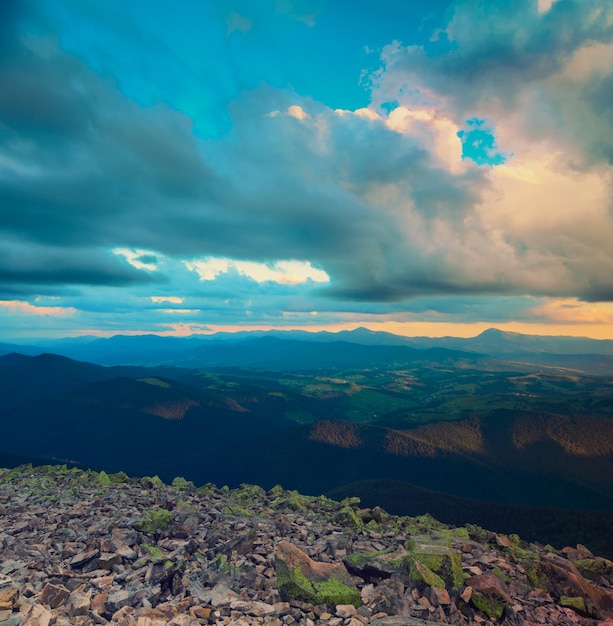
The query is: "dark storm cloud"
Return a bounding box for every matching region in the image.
[0,241,160,296]
[0,33,220,245]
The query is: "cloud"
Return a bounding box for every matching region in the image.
[363,0,613,303]
[2,0,613,342]
[184,258,330,285]
[114,249,160,272]
[530,298,613,325]
[0,300,76,317]
[151,296,184,304]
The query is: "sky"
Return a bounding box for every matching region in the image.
[2,0,613,340]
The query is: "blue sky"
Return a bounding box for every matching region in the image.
[2,0,613,339]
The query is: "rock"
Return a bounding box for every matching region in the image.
[537,553,613,618]
[97,553,122,570]
[2,464,613,626]
[39,582,70,609]
[428,586,451,606]
[345,534,463,590]
[70,550,100,568]
[67,590,92,617]
[574,557,613,584]
[203,582,239,607]
[336,603,357,617]
[369,618,449,625]
[229,599,276,616]
[0,586,19,610]
[107,589,135,614]
[167,615,193,626]
[21,603,52,626]
[275,541,361,608]
[466,573,512,620]
[460,585,472,603]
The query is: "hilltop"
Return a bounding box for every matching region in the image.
[1,464,613,626]
[4,327,613,375]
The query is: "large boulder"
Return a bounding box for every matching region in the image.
[537,553,613,619]
[344,532,463,590]
[274,540,361,607]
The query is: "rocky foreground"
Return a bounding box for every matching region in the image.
[1,466,613,626]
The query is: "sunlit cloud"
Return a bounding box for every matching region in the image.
[113,249,160,271]
[0,300,76,317]
[158,308,201,314]
[184,258,330,285]
[151,296,184,304]
[537,0,559,14]
[531,299,613,325]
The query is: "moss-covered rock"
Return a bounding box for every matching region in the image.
[471,591,505,619]
[409,559,445,589]
[575,558,613,584]
[171,476,195,491]
[94,471,111,486]
[141,475,164,488]
[410,550,463,588]
[560,595,586,613]
[109,471,131,484]
[335,506,363,531]
[277,566,361,607]
[275,541,361,608]
[133,508,173,534]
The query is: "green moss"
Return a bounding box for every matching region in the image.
[409,559,445,589]
[465,523,488,542]
[493,568,512,584]
[94,471,111,486]
[134,508,173,534]
[335,506,363,531]
[404,538,417,551]
[575,558,613,584]
[215,554,240,576]
[409,550,463,588]
[268,484,285,497]
[560,596,586,613]
[141,475,164,488]
[506,545,535,561]
[109,471,131,484]
[525,557,547,590]
[508,534,521,546]
[277,566,361,608]
[223,505,254,517]
[471,592,505,619]
[507,543,545,586]
[171,476,195,491]
[345,550,392,569]
[452,527,470,541]
[273,491,310,511]
[142,544,164,559]
[237,483,267,499]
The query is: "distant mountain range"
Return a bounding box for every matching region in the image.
[3,327,613,374]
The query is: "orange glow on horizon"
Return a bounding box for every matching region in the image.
[72,320,613,341]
